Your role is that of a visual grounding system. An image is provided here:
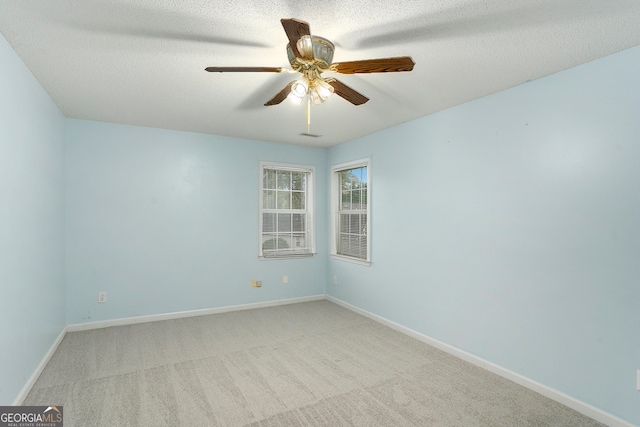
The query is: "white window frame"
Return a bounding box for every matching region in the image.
[259,162,316,259]
[330,157,371,266]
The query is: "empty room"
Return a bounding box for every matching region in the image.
[1,1,639,426]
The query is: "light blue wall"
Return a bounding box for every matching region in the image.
[0,34,66,404]
[327,45,640,424]
[2,22,638,423]
[64,120,327,324]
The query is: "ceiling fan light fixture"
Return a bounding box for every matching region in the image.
[288,78,308,104]
[309,78,334,105]
[296,35,314,59]
[308,88,323,106]
[291,79,308,96]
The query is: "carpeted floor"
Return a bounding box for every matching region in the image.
[24,300,605,426]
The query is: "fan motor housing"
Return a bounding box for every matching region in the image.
[286,36,335,72]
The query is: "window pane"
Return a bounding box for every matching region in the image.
[292,214,305,232]
[336,211,367,258]
[338,234,364,258]
[262,234,277,251]
[278,213,292,232]
[352,171,361,190]
[340,166,368,208]
[351,235,364,258]
[339,214,349,233]
[342,190,351,209]
[340,170,354,190]
[362,188,367,208]
[292,233,306,249]
[263,190,276,209]
[338,234,349,255]
[262,213,276,232]
[277,191,290,209]
[346,167,362,190]
[352,189,361,208]
[292,191,305,209]
[264,169,276,189]
[292,172,306,191]
[348,235,358,257]
[349,214,360,234]
[358,235,368,258]
[277,171,290,190]
[359,167,367,184]
[262,235,290,252]
[277,235,291,250]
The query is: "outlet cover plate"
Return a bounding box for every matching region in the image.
[98,292,107,303]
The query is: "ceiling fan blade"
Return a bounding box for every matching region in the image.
[264,81,295,106]
[331,56,415,74]
[327,79,369,106]
[280,18,314,60]
[205,66,287,73]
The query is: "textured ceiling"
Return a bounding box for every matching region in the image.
[2,0,640,148]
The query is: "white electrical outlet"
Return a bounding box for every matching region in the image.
[332,276,338,285]
[98,292,107,303]
[283,276,288,284]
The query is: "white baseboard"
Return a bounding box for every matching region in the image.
[326,295,636,427]
[20,294,634,427]
[67,294,325,332]
[13,326,67,406]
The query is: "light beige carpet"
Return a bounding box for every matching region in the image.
[24,300,604,426]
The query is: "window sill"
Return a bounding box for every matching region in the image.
[330,254,370,266]
[259,253,316,261]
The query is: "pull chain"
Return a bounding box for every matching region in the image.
[306,97,311,134]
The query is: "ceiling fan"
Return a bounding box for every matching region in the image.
[205,18,415,107]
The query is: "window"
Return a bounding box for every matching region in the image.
[259,162,315,258]
[331,158,370,265]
